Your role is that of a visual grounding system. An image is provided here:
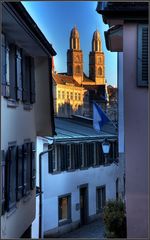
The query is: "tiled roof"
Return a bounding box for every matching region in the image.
[53,72,95,85]
[52,73,80,87]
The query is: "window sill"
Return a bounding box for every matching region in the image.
[7,99,18,108]
[58,219,72,226]
[23,103,33,111]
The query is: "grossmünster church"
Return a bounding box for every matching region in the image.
[53,26,107,118]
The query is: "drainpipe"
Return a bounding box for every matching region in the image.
[39,144,54,238]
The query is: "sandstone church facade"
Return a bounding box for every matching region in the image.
[53,26,107,118]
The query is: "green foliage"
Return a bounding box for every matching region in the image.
[103,199,127,238]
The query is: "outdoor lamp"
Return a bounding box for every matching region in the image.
[102,139,110,164]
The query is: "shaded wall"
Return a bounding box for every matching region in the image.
[123,23,148,238]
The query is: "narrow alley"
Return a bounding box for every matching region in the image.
[59,218,105,239]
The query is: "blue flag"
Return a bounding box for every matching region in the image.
[93,102,110,131]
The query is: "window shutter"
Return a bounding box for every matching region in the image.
[137,24,148,87]
[6,146,17,211]
[61,145,66,171]
[23,143,31,195]
[30,57,35,104]
[31,142,36,189]
[78,143,82,168]
[16,146,23,201]
[22,55,30,103]
[1,34,7,96]
[1,34,10,97]
[9,44,17,100]
[16,47,23,101]
[1,150,6,214]
[48,148,54,173]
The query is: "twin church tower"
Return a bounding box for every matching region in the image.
[67,26,105,85]
[53,26,106,117]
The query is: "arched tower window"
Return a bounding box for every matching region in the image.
[76,65,80,74]
[97,67,102,76]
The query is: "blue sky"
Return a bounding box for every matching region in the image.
[22,1,117,86]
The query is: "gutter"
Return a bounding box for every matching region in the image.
[39,144,54,238]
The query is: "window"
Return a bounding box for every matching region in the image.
[16,146,23,201]
[22,55,35,104]
[62,91,65,99]
[72,143,82,169]
[96,186,106,213]
[78,93,81,101]
[48,145,57,173]
[3,142,35,212]
[6,145,17,211]
[58,90,61,99]
[58,194,71,225]
[23,141,36,194]
[97,57,101,64]
[97,67,102,76]
[1,34,35,103]
[70,92,73,100]
[96,142,105,165]
[84,142,94,167]
[76,65,80,74]
[75,92,77,100]
[67,91,69,100]
[137,24,148,87]
[1,34,10,97]
[16,47,23,101]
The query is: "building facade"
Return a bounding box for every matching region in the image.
[97,2,148,238]
[1,2,56,238]
[53,27,107,118]
[32,117,120,238]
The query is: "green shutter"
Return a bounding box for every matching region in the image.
[137,24,148,87]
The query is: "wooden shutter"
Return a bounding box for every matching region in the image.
[9,44,17,100]
[1,34,7,96]
[1,150,6,214]
[16,47,23,100]
[137,24,148,87]
[6,146,17,211]
[22,55,30,103]
[16,146,23,201]
[30,57,35,104]
[23,143,31,195]
[30,142,36,189]
[48,148,54,173]
[1,34,10,97]
[60,145,67,171]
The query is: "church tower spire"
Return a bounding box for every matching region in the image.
[89,30,105,85]
[67,26,83,84]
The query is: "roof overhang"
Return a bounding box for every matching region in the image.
[2,2,57,57]
[105,25,123,52]
[96,2,148,25]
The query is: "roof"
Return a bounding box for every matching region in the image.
[53,73,80,87]
[3,2,56,56]
[53,116,116,142]
[96,2,148,23]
